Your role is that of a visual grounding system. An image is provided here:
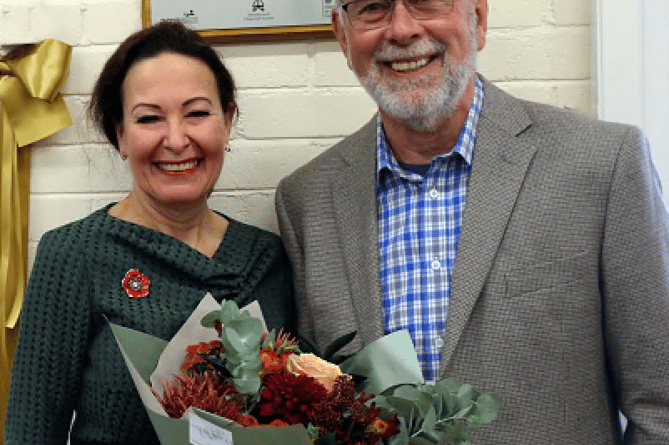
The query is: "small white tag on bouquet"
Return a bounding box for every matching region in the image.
[150,293,267,396]
[189,412,233,445]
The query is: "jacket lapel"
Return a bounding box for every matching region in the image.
[325,80,539,358]
[441,79,537,368]
[331,117,386,346]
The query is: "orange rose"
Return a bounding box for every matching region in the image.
[285,353,342,392]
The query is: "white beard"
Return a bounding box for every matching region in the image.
[352,22,478,133]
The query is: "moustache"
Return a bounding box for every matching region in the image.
[372,38,447,62]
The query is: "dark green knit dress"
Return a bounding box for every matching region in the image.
[5,205,295,445]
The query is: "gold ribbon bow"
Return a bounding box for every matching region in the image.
[1,39,72,438]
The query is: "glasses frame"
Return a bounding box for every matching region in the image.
[339,0,454,30]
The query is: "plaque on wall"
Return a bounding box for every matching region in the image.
[142,0,336,43]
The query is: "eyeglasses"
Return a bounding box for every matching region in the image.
[340,0,455,30]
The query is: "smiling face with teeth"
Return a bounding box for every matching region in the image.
[116,52,234,209]
[333,0,488,133]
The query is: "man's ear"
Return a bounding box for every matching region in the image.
[331,7,352,69]
[474,0,489,51]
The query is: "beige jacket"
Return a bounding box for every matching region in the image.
[275,76,669,444]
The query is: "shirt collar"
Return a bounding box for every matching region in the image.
[376,76,484,177]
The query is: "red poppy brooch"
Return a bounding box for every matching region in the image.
[122,269,150,299]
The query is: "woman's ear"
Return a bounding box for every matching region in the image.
[224,103,237,127]
[116,123,127,157]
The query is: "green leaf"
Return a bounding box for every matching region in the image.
[227,318,263,349]
[438,378,464,394]
[382,395,419,420]
[232,375,261,394]
[392,384,423,400]
[436,423,472,445]
[200,310,222,328]
[323,331,357,361]
[455,384,475,409]
[222,326,244,353]
[293,333,319,355]
[465,393,503,429]
[218,300,244,323]
[419,405,438,433]
[262,329,277,348]
[452,405,474,420]
[476,394,502,422]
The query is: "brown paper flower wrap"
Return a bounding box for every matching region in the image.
[111,294,502,445]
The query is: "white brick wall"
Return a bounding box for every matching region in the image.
[1,0,593,268]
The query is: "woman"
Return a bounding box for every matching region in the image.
[5,22,295,445]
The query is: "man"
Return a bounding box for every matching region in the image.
[275,0,669,442]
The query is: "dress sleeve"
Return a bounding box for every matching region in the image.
[600,126,669,443]
[4,228,92,445]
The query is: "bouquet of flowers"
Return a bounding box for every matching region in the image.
[111,294,501,445]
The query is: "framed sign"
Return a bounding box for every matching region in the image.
[142,0,336,43]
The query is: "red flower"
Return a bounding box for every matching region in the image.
[181,340,223,373]
[152,372,243,420]
[256,373,329,425]
[369,416,400,439]
[122,269,150,299]
[260,348,291,375]
[236,414,260,427]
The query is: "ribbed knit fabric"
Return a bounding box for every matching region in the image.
[5,204,295,445]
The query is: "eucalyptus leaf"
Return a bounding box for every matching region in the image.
[382,395,419,420]
[419,405,437,433]
[465,394,502,429]
[222,326,244,353]
[392,384,422,399]
[451,405,474,420]
[226,318,263,348]
[438,378,464,394]
[437,423,472,445]
[232,375,261,394]
[475,393,502,423]
[218,300,243,323]
[455,384,475,409]
[200,310,222,328]
[415,389,438,416]
[434,384,456,415]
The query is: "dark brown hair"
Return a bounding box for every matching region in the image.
[88,21,236,150]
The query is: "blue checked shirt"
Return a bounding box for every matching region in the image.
[376,78,484,382]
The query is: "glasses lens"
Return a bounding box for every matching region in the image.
[346,0,391,28]
[344,0,453,29]
[408,0,453,19]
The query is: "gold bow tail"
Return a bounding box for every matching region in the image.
[0,39,72,440]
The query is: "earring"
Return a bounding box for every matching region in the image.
[224,144,231,152]
[121,154,128,160]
